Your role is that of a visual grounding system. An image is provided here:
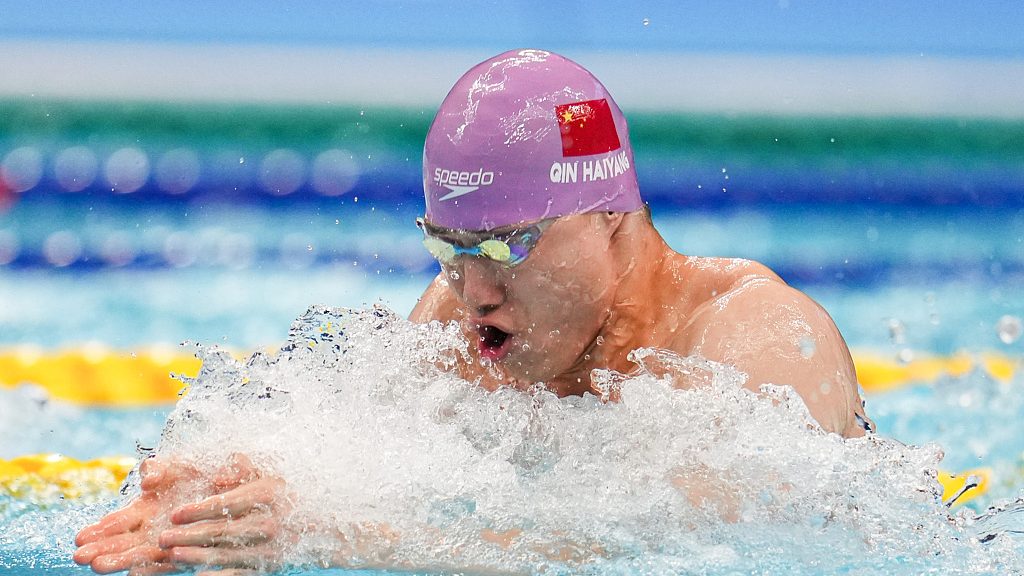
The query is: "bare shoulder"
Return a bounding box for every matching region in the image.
[675,257,816,350]
[409,273,461,324]
[680,256,783,287]
[675,258,868,437]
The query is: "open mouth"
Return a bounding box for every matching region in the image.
[478,325,513,360]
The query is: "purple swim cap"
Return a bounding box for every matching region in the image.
[423,49,642,231]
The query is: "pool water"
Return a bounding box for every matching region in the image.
[4,102,1024,574]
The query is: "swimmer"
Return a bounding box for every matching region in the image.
[74,49,873,575]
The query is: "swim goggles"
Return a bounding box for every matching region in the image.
[416,217,554,267]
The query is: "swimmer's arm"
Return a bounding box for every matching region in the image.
[679,274,869,438]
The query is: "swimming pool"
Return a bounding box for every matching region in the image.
[3,100,1024,574]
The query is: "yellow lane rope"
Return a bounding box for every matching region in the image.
[936,468,991,508]
[854,350,1019,394]
[0,346,1019,404]
[0,454,137,504]
[0,345,202,406]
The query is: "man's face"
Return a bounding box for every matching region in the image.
[436,213,621,384]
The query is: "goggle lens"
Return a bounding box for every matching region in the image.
[417,218,551,267]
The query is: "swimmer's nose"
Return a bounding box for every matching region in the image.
[454,257,505,311]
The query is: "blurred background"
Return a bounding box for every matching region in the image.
[2,0,1024,506]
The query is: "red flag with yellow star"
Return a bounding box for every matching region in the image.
[555,98,621,157]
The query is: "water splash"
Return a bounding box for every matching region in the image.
[136,305,1022,573]
[6,305,1024,574]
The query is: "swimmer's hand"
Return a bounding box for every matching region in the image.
[74,457,194,575]
[156,454,294,573]
[74,454,284,576]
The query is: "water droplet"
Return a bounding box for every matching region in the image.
[996,315,1022,344]
[448,270,460,280]
[819,381,832,395]
[596,335,605,346]
[930,313,940,326]
[521,343,530,352]
[896,348,914,365]
[887,318,906,345]
[642,18,649,25]
[799,337,816,359]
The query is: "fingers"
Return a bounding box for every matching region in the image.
[89,545,170,575]
[170,478,283,525]
[168,545,277,570]
[74,532,145,565]
[75,509,147,548]
[138,458,166,491]
[140,457,198,492]
[159,515,278,548]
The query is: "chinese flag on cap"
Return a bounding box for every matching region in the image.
[555,98,621,157]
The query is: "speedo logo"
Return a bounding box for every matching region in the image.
[434,167,495,201]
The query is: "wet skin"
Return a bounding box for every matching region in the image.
[74,208,871,574]
[411,209,870,436]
